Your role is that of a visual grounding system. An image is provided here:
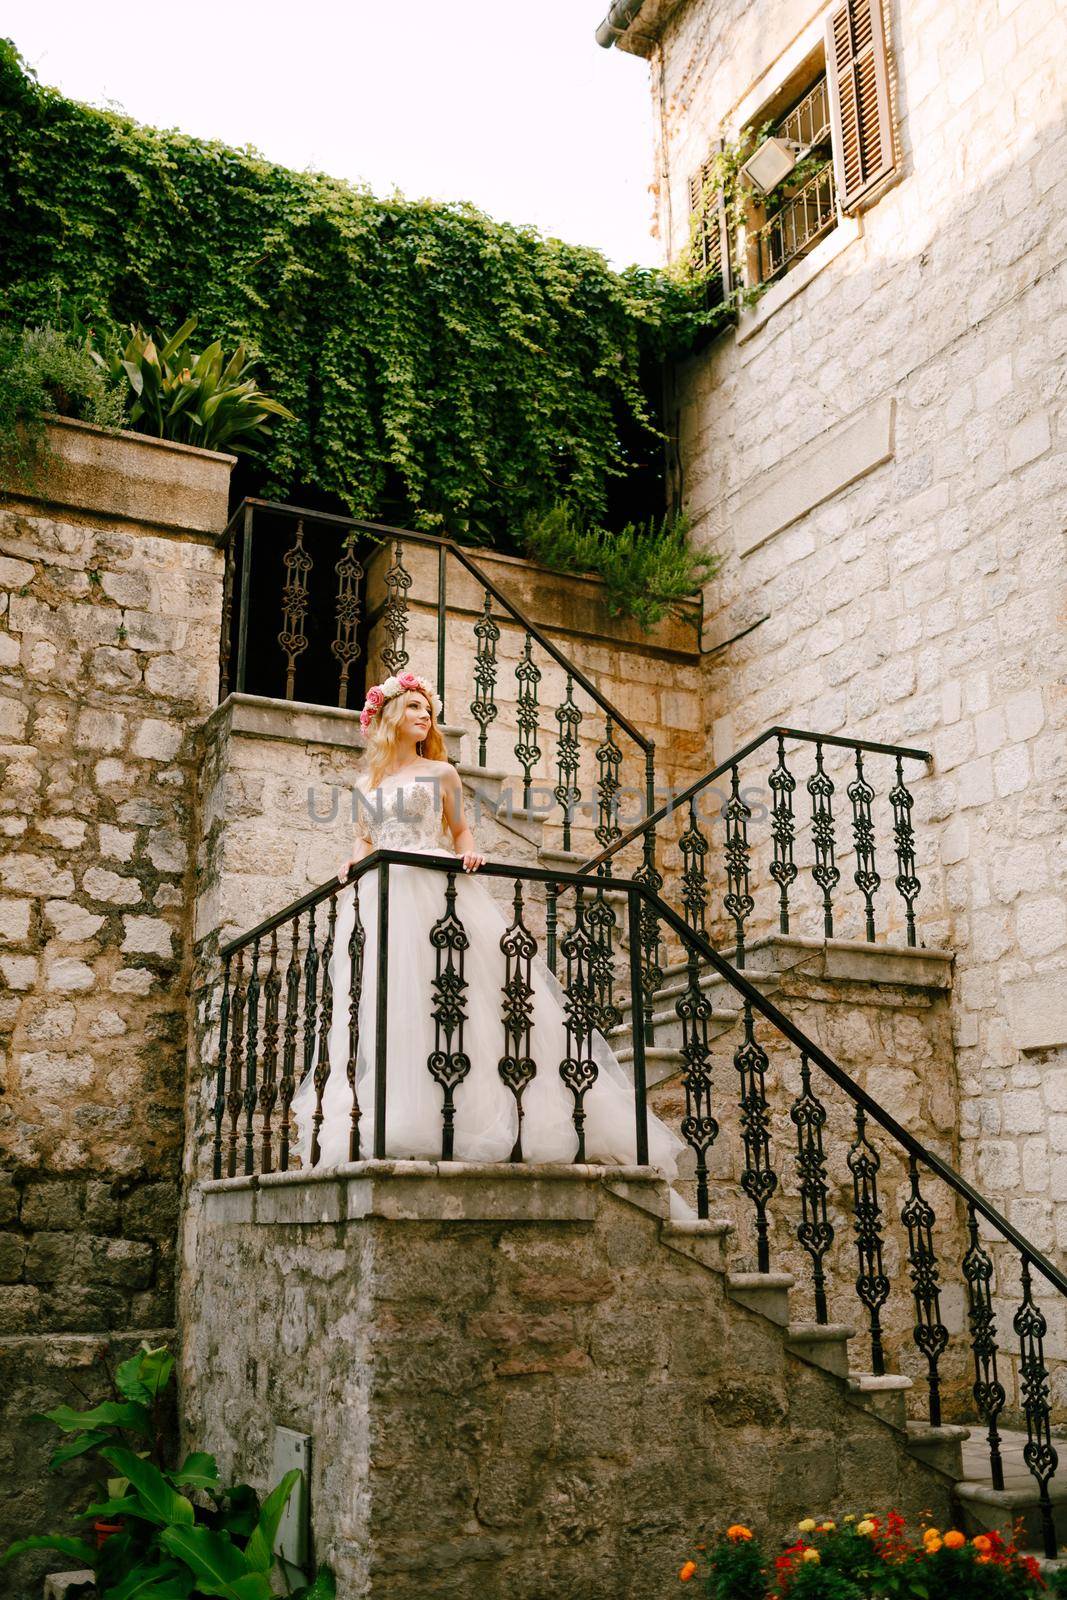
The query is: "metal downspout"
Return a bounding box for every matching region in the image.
[595,0,649,48]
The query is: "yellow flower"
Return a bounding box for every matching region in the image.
[818,1522,835,1532]
[797,1519,817,1533]
[801,1549,821,1564]
[843,1514,855,1524]
[944,1531,966,1550]
[856,1520,876,1536]
[679,1559,698,1582]
[726,1525,753,1542]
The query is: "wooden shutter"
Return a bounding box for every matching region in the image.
[825,0,895,211]
[687,141,733,305]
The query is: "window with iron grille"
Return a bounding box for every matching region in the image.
[687,0,895,301]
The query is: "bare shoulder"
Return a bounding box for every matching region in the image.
[425,759,459,785]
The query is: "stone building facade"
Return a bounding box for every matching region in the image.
[602,0,1067,1250]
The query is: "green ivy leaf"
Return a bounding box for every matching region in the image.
[39,1402,151,1436]
[0,1533,98,1569]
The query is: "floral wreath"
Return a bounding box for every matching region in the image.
[359,670,443,734]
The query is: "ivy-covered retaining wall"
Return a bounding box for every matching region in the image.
[0,42,711,540]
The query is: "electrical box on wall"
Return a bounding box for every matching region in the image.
[272,1426,311,1570]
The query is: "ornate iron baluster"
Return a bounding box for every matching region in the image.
[499,879,537,1161]
[847,1107,889,1375]
[559,888,599,1161]
[381,541,411,674]
[212,955,232,1179]
[723,763,755,966]
[890,754,921,948]
[331,541,364,709]
[633,827,664,1047]
[278,919,301,1171]
[259,930,280,1174]
[848,749,881,942]
[347,885,366,1162]
[679,796,709,934]
[594,716,622,855]
[586,884,621,1032]
[309,897,336,1167]
[790,1055,833,1324]
[902,1156,948,1425]
[676,950,717,1219]
[734,1001,777,1272]
[278,518,312,700]
[242,936,261,1176]
[300,907,320,1106]
[470,589,500,768]
[225,949,245,1179]
[428,872,471,1159]
[514,634,541,809]
[1015,1256,1059,1560]
[769,734,798,935]
[808,740,840,939]
[962,1202,1006,1490]
[546,879,559,977]
[554,674,582,852]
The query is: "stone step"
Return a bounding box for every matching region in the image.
[726,1270,794,1328]
[957,1428,1067,1550]
[785,1321,855,1380]
[659,1215,734,1274]
[905,1421,970,1479]
[847,1371,913,1431]
[609,1003,740,1057]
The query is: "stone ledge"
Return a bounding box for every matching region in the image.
[201,693,467,763]
[200,1161,666,1226]
[2,416,234,536]
[744,932,955,991]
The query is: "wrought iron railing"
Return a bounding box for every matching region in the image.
[577,726,931,1049]
[216,498,659,856]
[210,851,1067,1557]
[753,162,837,282]
[777,75,831,150]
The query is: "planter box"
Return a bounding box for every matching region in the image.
[3,417,235,536]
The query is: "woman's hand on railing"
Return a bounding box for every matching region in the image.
[337,853,364,883]
[460,850,486,873]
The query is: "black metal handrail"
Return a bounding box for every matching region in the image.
[211,850,1066,1553]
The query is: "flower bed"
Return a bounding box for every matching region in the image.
[679,1512,1065,1598]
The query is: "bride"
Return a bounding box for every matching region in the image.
[291,668,685,1182]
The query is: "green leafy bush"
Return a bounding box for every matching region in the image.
[93,318,295,453]
[0,322,125,483]
[522,502,717,628]
[0,1343,333,1600]
[0,39,721,542]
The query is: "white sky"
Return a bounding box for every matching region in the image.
[6,1,661,270]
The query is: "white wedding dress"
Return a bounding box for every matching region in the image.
[291,776,686,1179]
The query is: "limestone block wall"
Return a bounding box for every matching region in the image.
[0,421,230,1598]
[635,0,1067,1244]
[183,1166,956,1599]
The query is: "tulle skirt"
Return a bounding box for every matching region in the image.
[290,850,684,1175]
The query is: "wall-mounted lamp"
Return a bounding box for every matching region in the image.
[740,137,804,194]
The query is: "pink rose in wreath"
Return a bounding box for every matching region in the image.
[395,670,421,691]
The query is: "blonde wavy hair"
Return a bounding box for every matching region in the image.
[357,687,447,791]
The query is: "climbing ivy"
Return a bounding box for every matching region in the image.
[0,40,720,544]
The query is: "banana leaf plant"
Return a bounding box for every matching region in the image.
[1,1343,333,1600]
[93,319,295,454]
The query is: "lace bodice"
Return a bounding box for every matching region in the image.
[356,777,449,852]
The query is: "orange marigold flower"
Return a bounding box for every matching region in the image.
[726,1525,754,1542]
[973,1535,993,1553]
[922,1528,942,1545]
[801,1548,821,1564]
[679,1560,697,1582]
[925,1537,943,1554]
[943,1531,966,1550]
